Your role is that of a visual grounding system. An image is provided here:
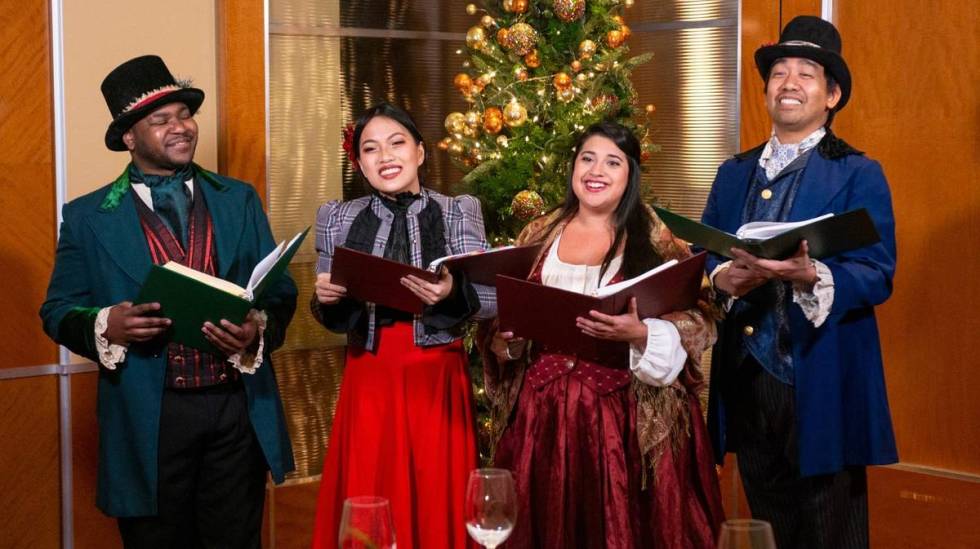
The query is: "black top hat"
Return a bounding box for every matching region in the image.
[100,55,205,151]
[754,15,851,111]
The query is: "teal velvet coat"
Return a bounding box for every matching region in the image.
[40,166,297,517]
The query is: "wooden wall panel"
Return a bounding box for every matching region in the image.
[738,0,780,149]
[216,0,268,201]
[272,481,320,548]
[836,0,980,474]
[71,372,122,548]
[0,377,61,548]
[0,0,57,368]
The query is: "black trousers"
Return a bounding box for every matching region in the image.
[118,382,268,549]
[729,359,868,549]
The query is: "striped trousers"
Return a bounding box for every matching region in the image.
[728,359,869,549]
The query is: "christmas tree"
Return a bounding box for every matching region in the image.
[440,0,658,243]
[443,0,658,462]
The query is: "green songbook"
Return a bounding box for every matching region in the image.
[653,206,880,260]
[136,227,309,352]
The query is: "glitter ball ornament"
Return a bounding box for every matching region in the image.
[453,73,472,94]
[507,23,537,56]
[503,99,528,127]
[606,29,625,48]
[524,49,541,68]
[445,112,467,134]
[578,39,597,59]
[466,26,487,49]
[554,0,585,22]
[552,72,572,91]
[483,107,504,134]
[511,190,545,220]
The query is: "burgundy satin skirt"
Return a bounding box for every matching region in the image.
[495,353,723,548]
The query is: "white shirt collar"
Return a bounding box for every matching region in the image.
[130,178,194,211]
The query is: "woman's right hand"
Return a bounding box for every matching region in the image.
[490,330,525,363]
[315,272,348,304]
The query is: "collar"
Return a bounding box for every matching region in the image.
[130,179,194,211]
[760,127,826,166]
[368,187,431,219]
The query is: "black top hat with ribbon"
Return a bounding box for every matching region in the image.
[100,55,205,151]
[755,15,851,111]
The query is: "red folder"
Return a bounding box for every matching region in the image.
[496,252,707,362]
[433,243,544,286]
[330,246,439,314]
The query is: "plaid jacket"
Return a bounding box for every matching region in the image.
[315,188,497,349]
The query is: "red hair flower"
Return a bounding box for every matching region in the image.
[342,123,359,171]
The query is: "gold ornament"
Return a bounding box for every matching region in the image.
[466,3,478,15]
[513,66,529,81]
[570,60,582,72]
[612,15,625,25]
[575,72,588,83]
[462,125,479,138]
[469,83,484,96]
[554,0,586,23]
[552,72,572,91]
[606,29,625,48]
[645,104,656,114]
[466,26,487,49]
[496,28,512,49]
[503,99,528,127]
[621,24,632,40]
[483,107,504,134]
[445,112,467,134]
[504,0,529,14]
[453,73,472,94]
[438,137,451,151]
[511,189,545,220]
[557,87,576,103]
[465,110,483,128]
[625,0,635,7]
[578,39,597,59]
[448,141,465,156]
[524,49,541,68]
[477,73,494,86]
[496,135,510,148]
[507,23,537,56]
[480,15,496,29]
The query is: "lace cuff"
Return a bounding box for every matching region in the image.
[792,259,835,327]
[228,310,268,374]
[709,261,736,311]
[95,307,128,369]
[628,318,687,387]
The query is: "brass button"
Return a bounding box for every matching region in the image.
[174,376,185,386]
[218,373,228,382]
[173,356,184,364]
[743,325,755,336]
[761,189,773,200]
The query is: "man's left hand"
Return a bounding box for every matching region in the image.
[731,240,818,288]
[203,309,261,356]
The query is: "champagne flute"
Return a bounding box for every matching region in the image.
[716,518,777,549]
[464,468,517,549]
[338,496,396,549]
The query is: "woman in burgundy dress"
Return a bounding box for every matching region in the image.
[482,121,724,548]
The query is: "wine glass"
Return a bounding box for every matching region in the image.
[338,496,396,549]
[716,519,777,549]
[464,468,518,549]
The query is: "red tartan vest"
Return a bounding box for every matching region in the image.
[133,180,239,389]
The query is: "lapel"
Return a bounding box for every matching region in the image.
[789,152,848,220]
[88,168,153,285]
[718,154,758,232]
[194,165,242,279]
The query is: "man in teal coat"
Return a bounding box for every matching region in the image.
[40,55,296,548]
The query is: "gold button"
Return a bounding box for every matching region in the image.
[761,189,773,200]
[743,325,755,336]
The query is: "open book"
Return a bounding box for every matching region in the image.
[136,227,309,352]
[654,206,880,260]
[496,252,706,362]
[427,243,543,286]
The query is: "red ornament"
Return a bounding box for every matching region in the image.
[342,124,358,171]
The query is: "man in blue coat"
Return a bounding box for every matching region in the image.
[40,55,297,548]
[703,16,897,548]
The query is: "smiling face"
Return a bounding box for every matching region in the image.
[570,134,631,215]
[356,115,425,196]
[765,57,841,142]
[123,101,198,175]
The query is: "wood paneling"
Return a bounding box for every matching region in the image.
[836,0,980,474]
[780,0,822,24]
[271,481,320,548]
[216,0,267,201]
[869,466,980,548]
[0,0,57,368]
[0,377,61,548]
[71,372,122,548]
[739,0,780,149]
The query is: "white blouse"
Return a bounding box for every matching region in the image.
[540,234,686,387]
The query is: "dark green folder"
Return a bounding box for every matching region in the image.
[136,227,309,353]
[653,206,880,260]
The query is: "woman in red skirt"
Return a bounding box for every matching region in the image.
[311,103,495,548]
[482,121,724,548]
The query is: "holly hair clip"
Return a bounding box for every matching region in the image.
[342,123,358,171]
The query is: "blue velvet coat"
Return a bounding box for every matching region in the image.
[703,137,899,477]
[40,166,297,516]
